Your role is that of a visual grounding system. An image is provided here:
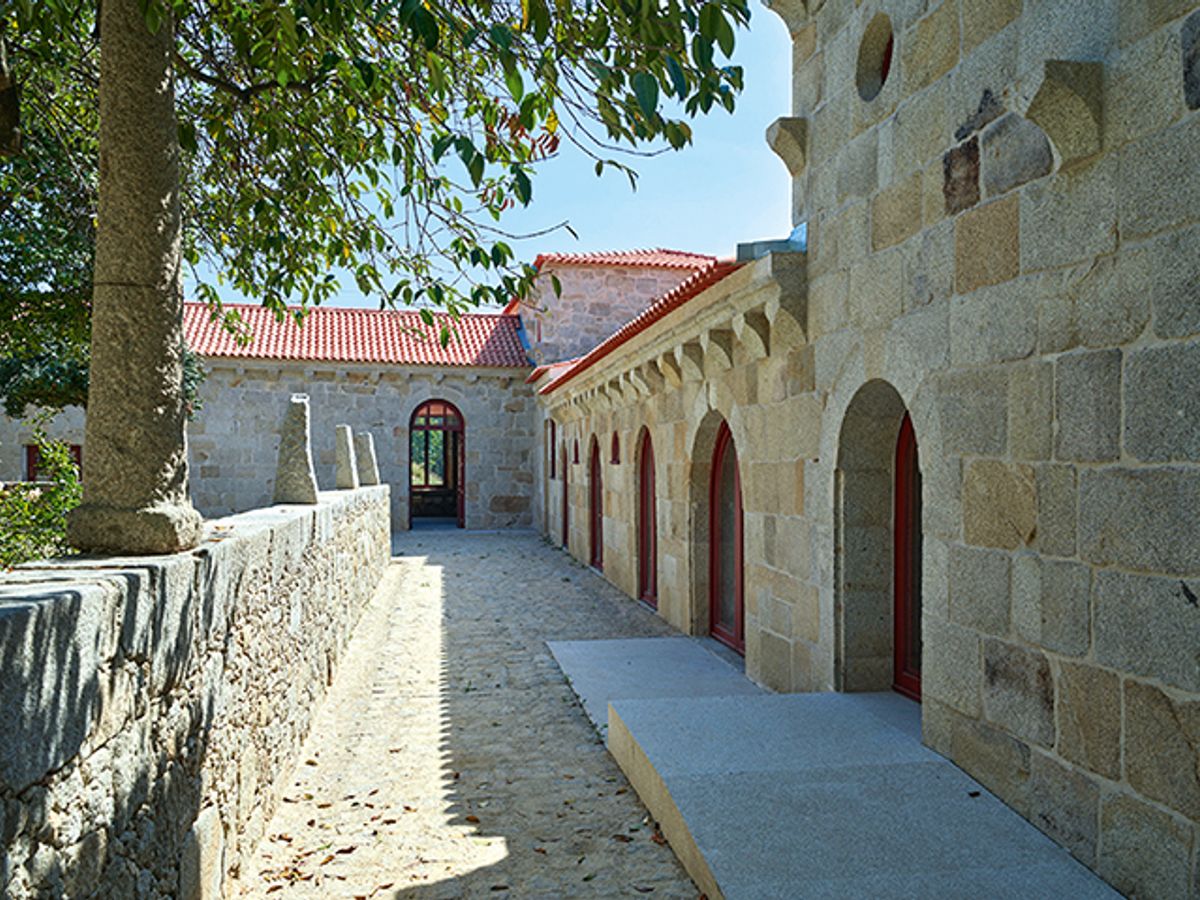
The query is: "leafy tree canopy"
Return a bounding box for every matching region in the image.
[4,0,750,325]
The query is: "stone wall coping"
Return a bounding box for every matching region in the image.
[0,485,389,794]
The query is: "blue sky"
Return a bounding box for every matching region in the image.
[187,7,793,310]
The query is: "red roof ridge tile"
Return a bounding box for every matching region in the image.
[532,247,715,271]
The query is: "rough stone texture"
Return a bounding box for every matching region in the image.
[901,0,959,92]
[955,196,1019,294]
[1099,793,1194,900]
[1123,679,1200,819]
[0,487,390,900]
[1092,570,1200,693]
[333,424,359,490]
[981,114,1052,197]
[961,0,1020,54]
[1055,662,1121,781]
[871,170,922,250]
[1080,467,1200,576]
[237,531,693,898]
[352,431,380,486]
[1054,349,1121,463]
[1008,361,1053,459]
[963,460,1036,549]
[1124,342,1200,462]
[949,545,1011,635]
[1012,556,1090,656]
[272,395,319,504]
[983,639,1054,747]
[67,0,203,555]
[1185,10,1200,109]
[1033,464,1077,558]
[942,137,981,214]
[1028,751,1099,866]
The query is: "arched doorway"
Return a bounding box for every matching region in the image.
[893,413,922,699]
[637,430,657,608]
[835,380,922,698]
[409,400,464,528]
[588,437,603,570]
[560,443,569,549]
[710,422,744,653]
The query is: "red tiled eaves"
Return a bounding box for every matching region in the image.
[539,260,744,395]
[183,302,531,368]
[533,248,716,271]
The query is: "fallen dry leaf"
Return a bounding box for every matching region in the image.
[465,814,480,823]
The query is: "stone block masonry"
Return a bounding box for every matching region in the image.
[0,486,390,899]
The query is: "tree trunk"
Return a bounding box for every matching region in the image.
[67,0,201,553]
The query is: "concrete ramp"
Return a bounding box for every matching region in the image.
[549,638,1118,900]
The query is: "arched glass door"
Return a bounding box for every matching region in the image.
[409,400,464,528]
[894,413,922,699]
[709,422,744,653]
[638,432,657,608]
[588,437,603,570]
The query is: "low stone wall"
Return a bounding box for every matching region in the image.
[0,486,390,899]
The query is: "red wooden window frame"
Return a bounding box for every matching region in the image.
[709,422,744,654]
[560,443,569,548]
[573,439,579,465]
[637,431,657,608]
[409,399,465,528]
[610,432,620,464]
[549,420,557,477]
[24,444,83,482]
[893,413,922,701]
[588,438,604,570]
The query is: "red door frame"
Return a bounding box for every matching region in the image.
[409,399,465,528]
[588,438,603,570]
[893,413,922,700]
[709,422,744,654]
[637,432,657,608]
[561,444,569,548]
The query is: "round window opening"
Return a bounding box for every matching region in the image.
[856,13,894,102]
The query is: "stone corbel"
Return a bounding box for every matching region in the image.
[734,309,771,360]
[1025,60,1103,164]
[637,361,665,394]
[762,0,810,34]
[702,328,736,373]
[675,340,705,381]
[766,117,809,176]
[656,353,683,389]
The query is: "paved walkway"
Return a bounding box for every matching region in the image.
[238,531,699,899]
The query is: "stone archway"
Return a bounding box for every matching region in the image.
[834,379,921,695]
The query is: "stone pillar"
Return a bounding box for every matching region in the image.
[354,432,380,486]
[334,425,359,489]
[67,0,202,554]
[274,395,319,504]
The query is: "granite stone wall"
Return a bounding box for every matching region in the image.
[0,486,390,899]
[536,1,1200,893]
[187,362,536,530]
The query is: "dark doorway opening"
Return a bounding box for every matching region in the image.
[709,422,744,654]
[588,437,603,570]
[409,400,465,528]
[893,413,922,700]
[637,431,657,608]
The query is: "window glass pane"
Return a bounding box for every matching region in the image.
[427,430,445,485]
[410,430,425,485]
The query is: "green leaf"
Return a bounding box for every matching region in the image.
[632,72,659,119]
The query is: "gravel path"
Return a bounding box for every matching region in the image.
[238,530,699,899]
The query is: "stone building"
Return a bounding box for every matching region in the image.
[2,0,1199,893]
[524,1,1200,896]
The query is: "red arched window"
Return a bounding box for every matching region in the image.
[611,432,620,464]
[409,400,465,528]
[588,437,603,570]
[709,422,744,654]
[637,431,657,608]
[549,420,557,477]
[573,439,580,464]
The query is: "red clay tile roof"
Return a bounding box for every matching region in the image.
[533,248,716,270]
[183,302,531,368]
[540,260,744,395]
